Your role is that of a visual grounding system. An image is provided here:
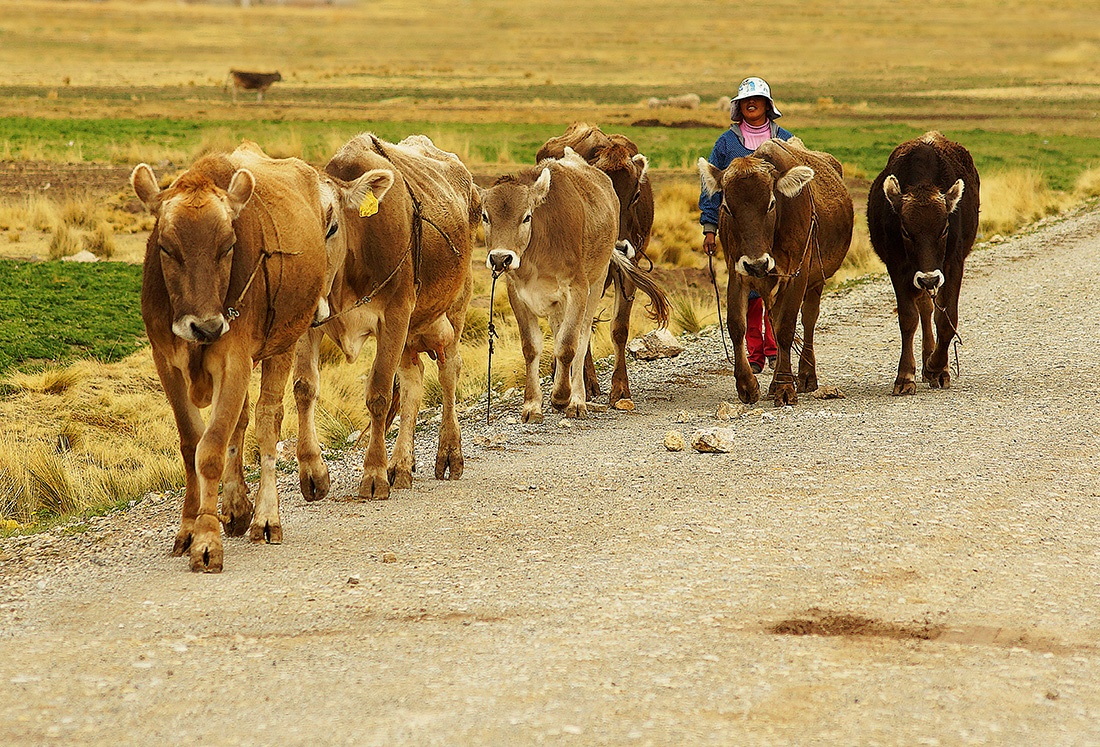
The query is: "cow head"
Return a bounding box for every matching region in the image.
[883,175,965,292]
[594,145,650,254]
[477,168,552,274]
[132,161,253,344]
[699,156,814,278]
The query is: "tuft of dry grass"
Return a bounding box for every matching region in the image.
[1073,165,1100,199]
[979,170,1069,237]
[48,222,82,259]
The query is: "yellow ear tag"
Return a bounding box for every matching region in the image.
[358,191,379,218]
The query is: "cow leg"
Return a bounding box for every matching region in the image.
[508,283,544,423]
[768,283,804,407]
[435,330,464,480]
[726,277,759,405]
[219,389,253,538]
[153,359,206,557]
[891,278,922,395]
[250,352,292,545]
[924,272,961,389]
[293,329,331,501]
[359,307,412,500]
[796,284,823,394]
[552,285,591,418]
[389,348,424,490]
[608,268,636,406]
[189,355,251,573]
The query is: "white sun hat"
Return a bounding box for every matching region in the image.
[730,76,782,118]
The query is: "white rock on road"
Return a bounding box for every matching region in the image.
[2,205,1100,745]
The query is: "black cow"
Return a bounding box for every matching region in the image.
[867,131,980,394]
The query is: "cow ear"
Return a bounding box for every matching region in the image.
[633,153,650,183]
[531,167,552,206]
[883,175,904,213]
[776,166,814,198]
[344,169,396,214]
[698,158,722,197]
[945,178,965,213]
[226,168,255,218]
[130,163,162,212]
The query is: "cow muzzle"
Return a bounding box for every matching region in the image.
[913,270,945,292]
[173,314,229,344]
[486,249,520,273]
[735,254,775,278]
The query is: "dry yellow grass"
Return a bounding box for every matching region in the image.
[979,170,1070,237]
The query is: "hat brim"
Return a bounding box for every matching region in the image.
[729,95,782,119]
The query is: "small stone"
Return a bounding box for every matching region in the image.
[585,401,608,413]
[811,386,844,400]
[503,416,519,425]
[663,431,686,451]
[691,428,737,453]
[346,430,361,444]
[347,575,360,585]
[558,418,573,428]
[675,410,690,423]
[381,552,397,564]
[715,401,747,420]
[626,328,684,360]
[61,250,99,263]
[612,398,635,411]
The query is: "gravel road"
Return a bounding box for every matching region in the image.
[2,204,1099,746]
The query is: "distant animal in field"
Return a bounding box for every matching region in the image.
[226,69,282,103]
[646,93,701,109]
[480,149,648,421]
[536,122,669,406]
[867,131,980,394]
[294,133,477,501]
[699,137,854,406]
[131,142,327,572]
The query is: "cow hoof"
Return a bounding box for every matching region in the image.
[300,467,331,503]
[892,380,916,395]
[924,370,951,389]
[736,376,761,405]
[797,375,819,393]
[189,515,223,573]
[565,402,588,419]
[249,520,282,545]
[388,467,413,490]
[773,385,798,407]
[171,527,193,557]
[521,406,543,424]
[221,506,253,538]
[435,446,464,480]
[358,472,391,501]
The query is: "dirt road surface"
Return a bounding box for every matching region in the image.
[2,205,1099,745]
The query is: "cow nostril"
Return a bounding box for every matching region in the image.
[502,254,513,267]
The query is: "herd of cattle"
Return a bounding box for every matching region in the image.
[129,124,979,572]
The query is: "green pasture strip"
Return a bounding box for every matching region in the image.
[0,259,145,374]
[0,116,1094,191]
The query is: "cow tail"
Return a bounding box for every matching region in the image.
[609,250,670,328]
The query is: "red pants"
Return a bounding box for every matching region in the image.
[746,296,777,367]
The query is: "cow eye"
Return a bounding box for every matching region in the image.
[940,223,950,238]
[522,213,532,224]
[158,245,178,262]
[482,212,490,225]
[629,191,641,206]
[219,243,235,260]
[767,196,776,212]
[325,222,338,239]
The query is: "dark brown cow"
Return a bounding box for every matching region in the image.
[294,134,476,501]
[131,142,327,572]
[699,137,853,406]
[536,123,669,406]
[227,70,282,103]
[867,131,980,394]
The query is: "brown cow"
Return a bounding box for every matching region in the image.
[131,142,327,572]
[867,131,980,394]
[226,70,282,103]
[536,123,670,406]
[479,148,652,421]
[699,137,853,406]
[294,134,476,501]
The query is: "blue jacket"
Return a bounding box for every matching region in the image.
[699,121,794,233]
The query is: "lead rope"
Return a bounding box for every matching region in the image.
[928,289,964,379]
[486,270,502,424]
[707,249,733,364]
